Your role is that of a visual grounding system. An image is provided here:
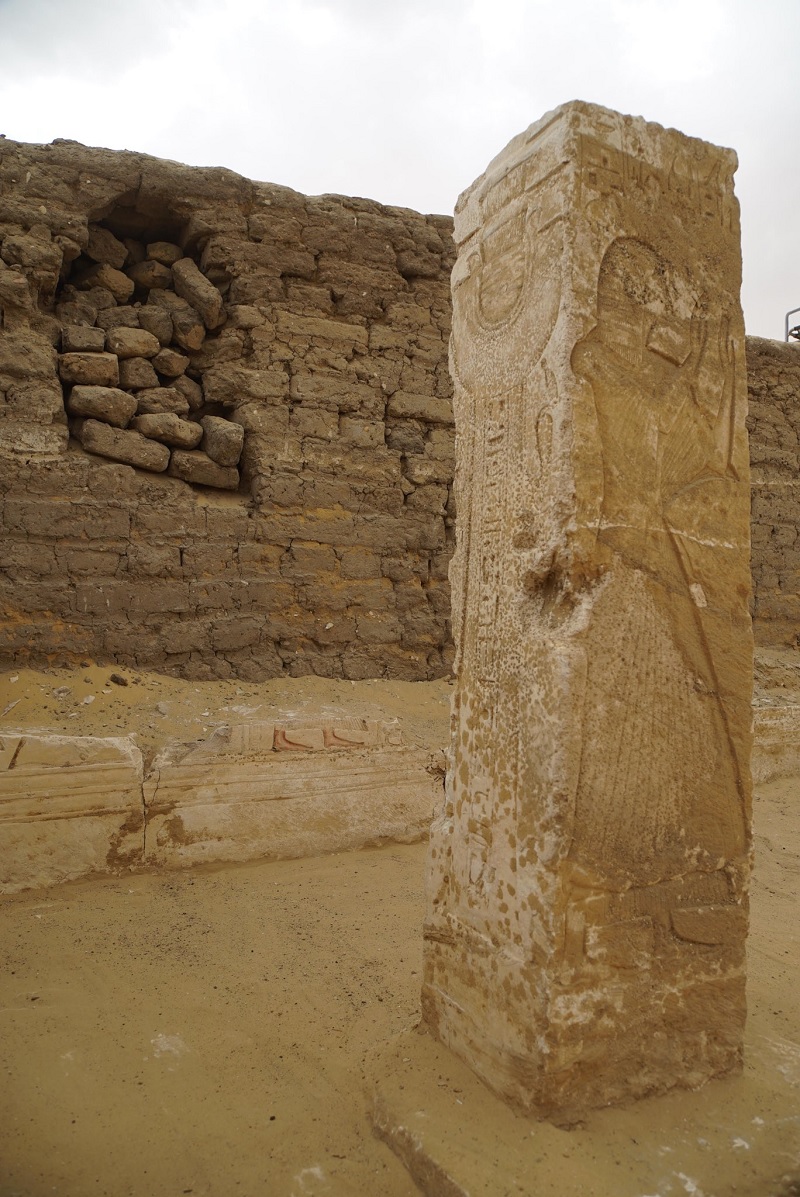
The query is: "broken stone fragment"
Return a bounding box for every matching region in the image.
[168,449,239,489]
[105,326,161,359]
[147,290,205,351]
[85,226,128,270]
[152,347,189,377]
[135,386,191,416]
[61,326,105,353]
[172,373,203,411]
[67,385,137,427]
[146,241,183,266]
[58,351,120,387]
[74,418,170,472]
[171,257,225,330]
[200,415,244,467]
[137,305,173,346]
[131,412,203,449]
[118,357,159,390]
[77,263,135,303]
[126,260,172,290]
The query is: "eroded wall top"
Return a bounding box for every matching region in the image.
[0,138,456,681]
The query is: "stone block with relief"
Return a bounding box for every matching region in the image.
[422,101,753,1121]
[0,731,144,894]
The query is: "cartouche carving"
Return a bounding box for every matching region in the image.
[423,102,753,1121]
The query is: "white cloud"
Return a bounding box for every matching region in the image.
[0,0,797,334]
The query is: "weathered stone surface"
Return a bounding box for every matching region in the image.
[106,326,161,359]
[61,325,105,352]
[67,385,137,427]
[172,373,204,410]
[201,415,244,466]
[55,298,96,328]
[422,102,753,1120]
[387,392,454,424]
[79,263,135,302]
[752,704,800,783]
[147,290,205,350]
[135,386,190,416]
[126,260,172,290]
[132,412,203,448]
[95,304,139,331]
[0,732,144,894]
[76,418,170,472]
[152,346,189,377]
[172,257,225,329]
[746,338,800,647]
[202,364,285,406]
[147,241,183,266]
[0,262,33,324]
[58,351,119,387]
[118,356,159,390]
[142,717,440,868]
[85,226,128,269]
[137,305,173,345]
[168,449,239,489]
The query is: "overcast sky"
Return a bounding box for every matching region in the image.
[0,0,797,337]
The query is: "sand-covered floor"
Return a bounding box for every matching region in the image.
[0,659,798,1195]
[0,777,798,1196]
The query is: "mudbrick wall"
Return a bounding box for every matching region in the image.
[747,337,800,647]
[0,139,455,681]
[0,139,796,680]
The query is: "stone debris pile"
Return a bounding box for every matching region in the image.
[57,228,244,489]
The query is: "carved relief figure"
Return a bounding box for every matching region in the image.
[570,238,748,887]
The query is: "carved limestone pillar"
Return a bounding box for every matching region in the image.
[422,101,753,1120]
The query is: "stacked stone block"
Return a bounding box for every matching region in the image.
[57,232,243,488]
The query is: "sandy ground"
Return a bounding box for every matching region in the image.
[0,780,798,1197]
[0,665,454,766]
[0,657,798,1195]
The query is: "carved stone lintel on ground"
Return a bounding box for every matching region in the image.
[422,101,753,1119]
[142,717,439,868]
[0,731,144,893]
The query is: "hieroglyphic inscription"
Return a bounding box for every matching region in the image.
[423,102,752,1122]
[578,135,737,229]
